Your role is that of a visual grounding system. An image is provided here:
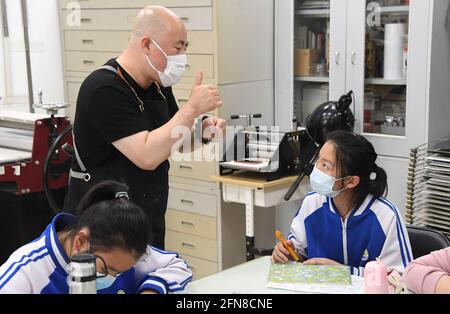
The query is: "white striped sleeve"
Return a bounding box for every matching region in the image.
[371,199,413,275]
[379,215,412,274]
[0,246,49,294]
[134,247,192,294]
[288,196,318,260]
[0,269,33,294]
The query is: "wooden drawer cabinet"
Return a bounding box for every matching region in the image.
[166,209,217,240]
[67,81,81,104]
[64,30,213,54]
[62,7,212,31]
[166,230,218,262]
[62,9,138,31]
[184,54,214,79]
[186,31,214,54]
[171,7,213,31]
[168,188,217,217]
[60,0,212,9]
[65,51,118,72]
[169,154,216,182]
[172,88,191,109]
[64,31,130,52]
[182,254,217,280]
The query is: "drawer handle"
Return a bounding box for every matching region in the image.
[335,51,341,65]
[181,199,194,205]
[83,60,95,65]
[186,64,192,70]
[180,17,190,22]
[179,165,193,171]
[82,39,94,45]
[351,51,356,65]
[177,98,189,103]
[182,242,195,249]
[181,220,195,227]
[80,18,92,24]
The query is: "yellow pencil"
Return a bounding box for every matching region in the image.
[275,230,300,262]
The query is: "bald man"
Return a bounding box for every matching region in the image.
[64,6,226,249]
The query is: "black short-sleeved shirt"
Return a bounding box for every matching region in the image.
[71,58,179,196]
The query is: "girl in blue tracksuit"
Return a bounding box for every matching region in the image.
[272,131,412,276]
[0,181,192,294]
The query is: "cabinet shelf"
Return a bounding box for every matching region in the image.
[295,9,330,18]
[370,5,410,15]
[295,76,329,83]
[365,78,407,86]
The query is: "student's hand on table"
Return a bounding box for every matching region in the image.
[303,258,342,266]
[272,241,294,264]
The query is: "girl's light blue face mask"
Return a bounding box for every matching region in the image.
[94,253,120,291]
[96,273,117,291]
[310,165,351,198]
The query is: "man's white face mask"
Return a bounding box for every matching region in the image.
[145,38,187,87]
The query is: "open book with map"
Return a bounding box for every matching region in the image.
[267,262,363,294]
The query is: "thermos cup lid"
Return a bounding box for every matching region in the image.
[71,253,96,264]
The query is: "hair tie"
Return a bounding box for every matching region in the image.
[370,165,378,181]
[115,192,130,200]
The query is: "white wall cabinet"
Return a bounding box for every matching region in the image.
[276,0,450,212]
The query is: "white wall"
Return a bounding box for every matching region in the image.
[0,4,5,101]
[1,0,28,103]
[28,0,64,106]
[0,0,64,111]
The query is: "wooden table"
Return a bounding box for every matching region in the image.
[211,172,310,260]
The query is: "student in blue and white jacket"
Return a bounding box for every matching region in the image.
[272,131,413,276]
[0,181,192,294]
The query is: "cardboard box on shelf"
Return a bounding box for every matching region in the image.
[295,49,321,76]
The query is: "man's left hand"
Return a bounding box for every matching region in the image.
[202,117,227,141]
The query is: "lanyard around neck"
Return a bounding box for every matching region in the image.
[116,67,145,113]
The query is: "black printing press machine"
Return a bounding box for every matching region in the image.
[219,114,318,182]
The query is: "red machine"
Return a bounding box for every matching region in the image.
[0,111,73,210]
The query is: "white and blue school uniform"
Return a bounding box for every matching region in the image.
[288,192,413,276]
[0,214,192,294]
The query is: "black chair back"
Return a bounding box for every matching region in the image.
[407,225,450,259]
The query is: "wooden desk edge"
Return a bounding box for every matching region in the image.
[210,174,299,190]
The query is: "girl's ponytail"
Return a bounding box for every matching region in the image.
[75,181,129,216]
[368,164,388,198]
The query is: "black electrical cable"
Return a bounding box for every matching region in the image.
[44,125,72,214]
[284,91,355,201]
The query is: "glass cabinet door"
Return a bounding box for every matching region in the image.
[363,0,410,137]
[294,0,331,126]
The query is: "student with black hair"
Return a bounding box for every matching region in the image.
[0,181,192,294]
[272,131,413,275]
